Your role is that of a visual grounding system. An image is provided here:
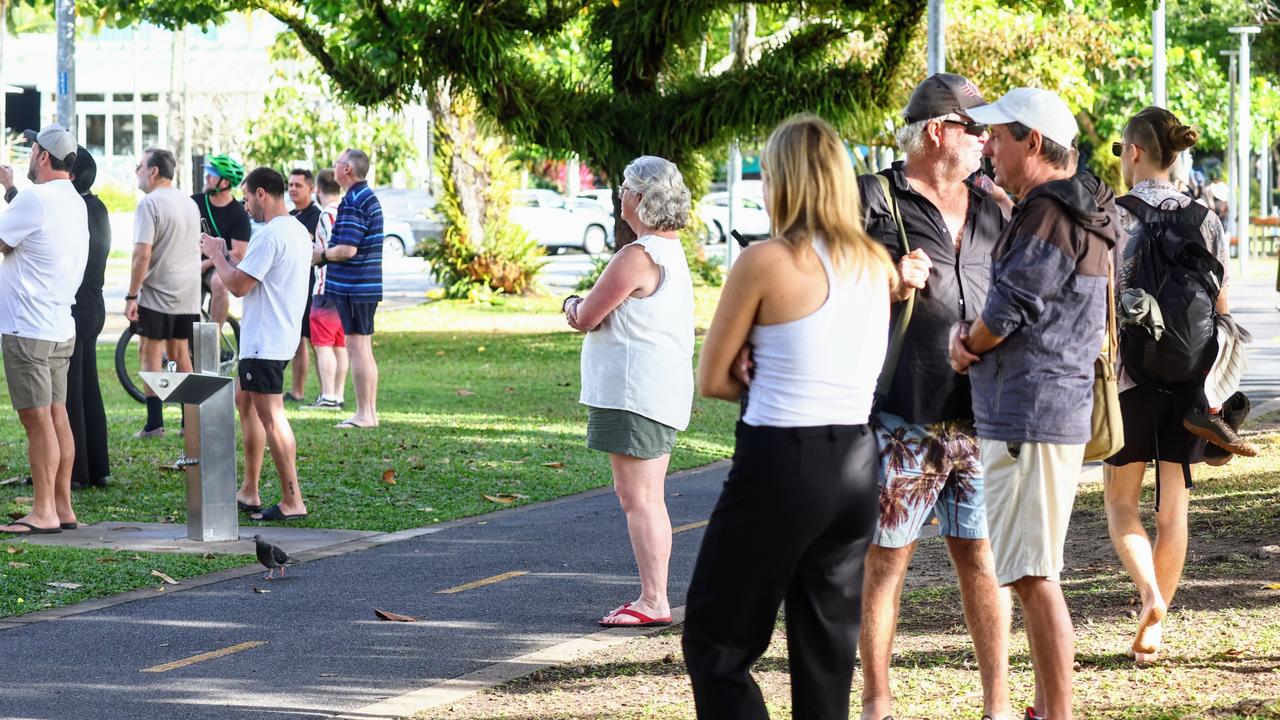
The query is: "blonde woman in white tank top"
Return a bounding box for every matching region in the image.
[564,156,695,629]
[683,115,898,719]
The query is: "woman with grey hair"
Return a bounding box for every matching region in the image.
[565,155,695,627]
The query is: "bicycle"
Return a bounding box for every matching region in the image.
[115,288,240,403]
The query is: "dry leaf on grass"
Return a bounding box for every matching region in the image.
[253,587,271,594]
[381,469,398,485]
[0,476,23,486]
[483,493,528,504]
[456,388,476,397]
[150,570,179,585]
[374,609,418,622]
[541,461,565,469]
[8,561,30,568]
[6,546,22,555]
[13,496,33,505]
[1223,647,1247,657]
[47,582,82,590]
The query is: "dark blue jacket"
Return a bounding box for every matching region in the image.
[969,173,1118,444]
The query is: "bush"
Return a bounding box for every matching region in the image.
[425,221,548,301]
[97,184,138,213]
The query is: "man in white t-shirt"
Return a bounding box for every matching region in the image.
[200,167,312,523]
[127,147,202,438]
[0,124,90,535]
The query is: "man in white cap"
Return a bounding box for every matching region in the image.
[948,89,1119,720]
[0,124,90,535]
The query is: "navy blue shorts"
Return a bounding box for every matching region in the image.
[335,300,378,335]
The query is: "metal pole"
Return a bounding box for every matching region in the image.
[927,0,946,75]
[55,0,75,133]
[1222,50,1237,243]
[0,0,8,160]
[1152,0,1166,106]
[725,8,750,269]
[1230,26,1260,275]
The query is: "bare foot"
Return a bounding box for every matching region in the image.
[1133,601,1167,654]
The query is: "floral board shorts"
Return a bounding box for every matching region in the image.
[871,411,988,548]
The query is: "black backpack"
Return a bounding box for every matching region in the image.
[1115,195,1224,386]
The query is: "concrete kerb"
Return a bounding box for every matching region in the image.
[0,459,732,631]
[329,607,689,720]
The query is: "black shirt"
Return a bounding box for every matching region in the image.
[74,192,111,329]
[857,162,1006,425]
[291,203,321,239]
[193,192,252,252]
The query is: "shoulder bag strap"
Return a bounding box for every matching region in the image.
[875,173,914,403]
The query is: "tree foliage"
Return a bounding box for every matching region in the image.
[242,33,415,185]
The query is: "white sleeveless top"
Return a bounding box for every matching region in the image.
[742,238,889,427]
[580,235,695,430]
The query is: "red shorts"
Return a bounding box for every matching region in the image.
[309,304,346,348]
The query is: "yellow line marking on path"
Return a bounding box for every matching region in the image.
[142,641,267,673]
[672,520,708,534]
[437,570,528,594]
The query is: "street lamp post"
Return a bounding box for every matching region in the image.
[927,0,946,75]
[1221,50,1238,243]
[1229,26,1260,276]
[55,0,75,133]
[1152,0,1166,106]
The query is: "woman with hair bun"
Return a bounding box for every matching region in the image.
[1103,106,1239,664]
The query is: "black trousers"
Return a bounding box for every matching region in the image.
[67,309,110,487]
[683,422,880,720]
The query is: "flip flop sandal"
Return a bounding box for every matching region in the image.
[237,500,263,513]
[1,520,62,535]
[251,504,308,522]
[60,522,81,530]
[598,604,672,628]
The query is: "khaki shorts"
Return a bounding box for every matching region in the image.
[980,439,1085,586]
[2,334,75,410]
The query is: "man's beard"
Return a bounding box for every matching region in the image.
[26,165,36,183]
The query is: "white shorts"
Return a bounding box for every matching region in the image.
[980,439,1085,586]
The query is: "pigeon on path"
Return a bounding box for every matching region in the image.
[253,535,296,580]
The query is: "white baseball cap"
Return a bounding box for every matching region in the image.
[967,88,1078,150]
[22,124,78,163]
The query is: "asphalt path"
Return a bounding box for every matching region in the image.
[0,463,726,720]
[1230,272,1280,407]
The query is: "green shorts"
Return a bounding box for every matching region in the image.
[2,334,74,410]
[586,406,677,460]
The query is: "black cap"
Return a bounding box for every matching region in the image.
[903,73,987,123]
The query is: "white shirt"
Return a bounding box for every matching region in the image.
[237,214,312,360]
[741,238,889,427]
[579,235,695,431]
[0,179,89,342]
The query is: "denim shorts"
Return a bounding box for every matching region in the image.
[871,411,988,548]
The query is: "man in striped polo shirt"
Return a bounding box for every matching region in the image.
[314,148,383,428]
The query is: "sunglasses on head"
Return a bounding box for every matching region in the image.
[942,119,988,137]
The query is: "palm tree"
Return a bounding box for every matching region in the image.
[879,424,919,475]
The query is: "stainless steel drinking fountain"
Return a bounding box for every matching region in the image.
[139,323,237,542]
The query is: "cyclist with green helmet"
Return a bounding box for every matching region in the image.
[194,153,252,332]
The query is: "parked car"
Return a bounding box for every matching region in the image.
[511,189,613,255]
[374,187,443,259]
[575,188,615,217]
[697,191,771,243]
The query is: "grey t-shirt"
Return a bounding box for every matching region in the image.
[135,185,201,315]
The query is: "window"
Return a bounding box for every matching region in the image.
[141,115,160,149]
[84,115,106,157]
[113,93,134,102]
[141,93,160,102]
[113,115,135,156]
[77,93,104,102]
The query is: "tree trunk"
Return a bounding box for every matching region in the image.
[428,79,488,247]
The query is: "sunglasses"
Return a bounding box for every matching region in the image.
[1112,141,1143,157]
[942,119,988,137]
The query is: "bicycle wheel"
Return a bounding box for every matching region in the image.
[114,326,148,404]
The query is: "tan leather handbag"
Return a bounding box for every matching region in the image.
[1085,263,1124,462]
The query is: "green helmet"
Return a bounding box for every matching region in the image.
[203,154,244,187]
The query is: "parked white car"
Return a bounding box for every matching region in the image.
[697,191,771,243]
[510,189,613,255]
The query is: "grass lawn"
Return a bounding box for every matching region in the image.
[0,289,737,618]
[432,427,1280,719]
